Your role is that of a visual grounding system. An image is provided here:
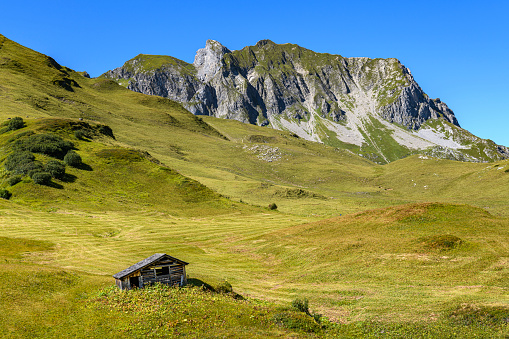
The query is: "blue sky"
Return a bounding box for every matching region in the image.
[1,0,508,146]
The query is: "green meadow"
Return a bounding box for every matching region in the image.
[0,33,508,337]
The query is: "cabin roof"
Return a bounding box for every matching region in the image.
[113,253,189,279]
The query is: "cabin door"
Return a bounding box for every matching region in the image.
[129,276,140,289]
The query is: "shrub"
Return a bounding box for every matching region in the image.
[7,130,34,142]
[7,175,22,186]
[28,163,45,178]
[64,150,82,167]
[312,313,322,324]
[14,133,74,159]
[44,160,66,179]
[0,189,12,200]
[5,151,35,174]
[74,129,88,140]
[4,151,46,177]
[32,172,52,185]
[26,161,45,175]
[7,117,24,131]
[292,298,310,315]
[269,202,278,210]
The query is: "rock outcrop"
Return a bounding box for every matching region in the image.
[104,40,508,163]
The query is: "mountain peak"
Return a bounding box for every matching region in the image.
[193,40,231,81]
[104,40,509,163]
[255,39,276,48]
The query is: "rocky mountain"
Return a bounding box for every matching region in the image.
[104,40,509,163]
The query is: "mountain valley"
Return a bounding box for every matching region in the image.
[0,33,508,337]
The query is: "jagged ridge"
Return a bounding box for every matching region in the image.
[104,40,508,163]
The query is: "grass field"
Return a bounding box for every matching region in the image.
[0,33,508,337]
[1,201,508,337]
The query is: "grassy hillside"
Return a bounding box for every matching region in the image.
[0,117,243,216]
[0,34,508,337]
[378,155,509,217]
[253,203,508,314]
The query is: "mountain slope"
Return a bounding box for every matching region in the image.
[0,34,508,337]
[104,40,509,163]
[0,117,243,216]
[0,33,226,141]
[3,33,509,218]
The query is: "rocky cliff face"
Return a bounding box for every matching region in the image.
[104,40,508,163]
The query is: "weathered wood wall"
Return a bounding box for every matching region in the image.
[117,258,187,290]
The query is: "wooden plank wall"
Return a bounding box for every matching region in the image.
[117,258,187,290]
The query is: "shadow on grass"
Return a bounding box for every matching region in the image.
[186,278,215,291]
[73,163,92,171]
[60,173,77,183]
[45,181,63,189]
[186,278,245,300]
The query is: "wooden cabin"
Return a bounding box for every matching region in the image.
[113,253,188,290]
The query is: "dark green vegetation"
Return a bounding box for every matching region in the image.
[7,116,25,131]
[63,150,82,167]
[0,33,507,337]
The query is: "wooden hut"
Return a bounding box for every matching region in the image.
[113,253,188,290]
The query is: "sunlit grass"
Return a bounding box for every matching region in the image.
[0,33,508,337]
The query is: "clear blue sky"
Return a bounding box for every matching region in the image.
[1,0,508,146]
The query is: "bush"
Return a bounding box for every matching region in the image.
[7,130,34,143]
[312,313,322,324]
[32,172,52,185]
[26,161,45,176]
[4,151,46,177]
[269,202,278,210]
[44,160,66,179]
[7,117,24,131]
[74,129,88,140]
[64,150,82,167]
[14,133,74,159]
[7,175,22,186]
[0,189,12,200]
[292,298,310,315]
[4,151,35,174]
